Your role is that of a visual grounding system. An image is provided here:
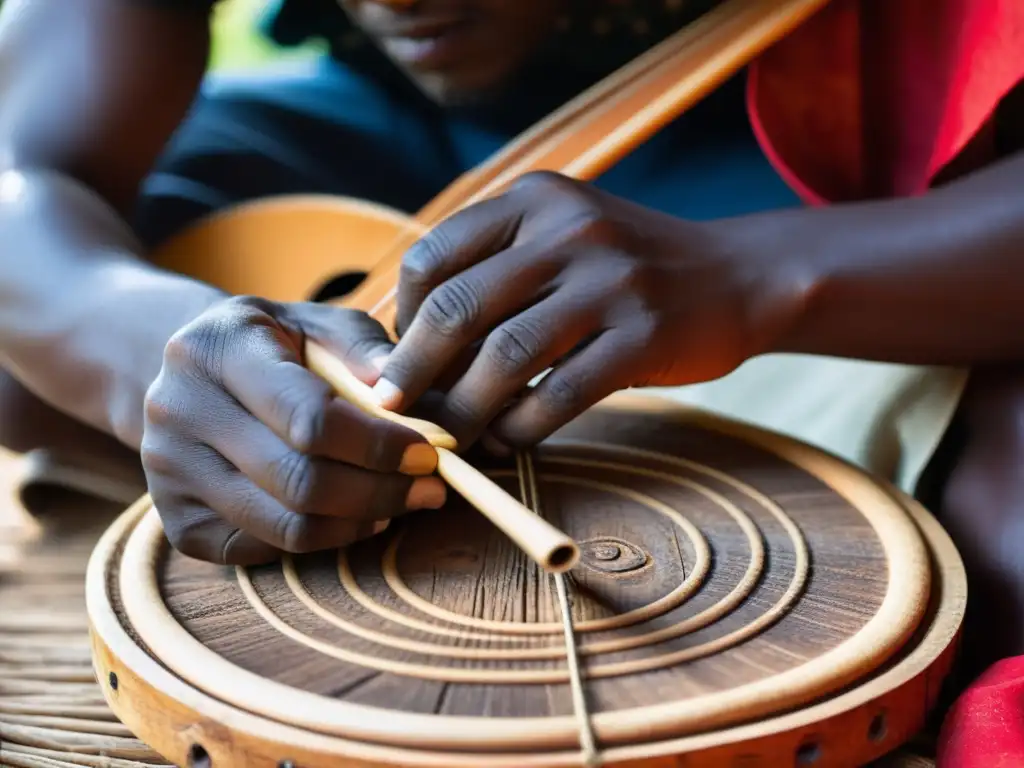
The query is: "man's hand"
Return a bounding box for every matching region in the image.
[375,171,812,450]
[142,296,447,566]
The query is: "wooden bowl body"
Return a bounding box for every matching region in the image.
[87,394,965,768]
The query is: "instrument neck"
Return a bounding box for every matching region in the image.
[344,0,832,329]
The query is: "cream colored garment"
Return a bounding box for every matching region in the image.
[646,354,969,495]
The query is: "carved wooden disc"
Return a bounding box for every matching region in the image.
[87,394,966,767]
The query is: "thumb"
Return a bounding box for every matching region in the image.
[296,304,396,386]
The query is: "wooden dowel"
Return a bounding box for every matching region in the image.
[305,342,457,450]
[305,341,580,573]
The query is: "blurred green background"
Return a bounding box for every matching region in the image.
[211,0,320,70]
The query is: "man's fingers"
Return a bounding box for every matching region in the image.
[396,194,524,335]
[157,501,282,566]
[427,292,604,447]
[198,403,444,518]
[219,352,435,473]
[491,327,645,448]
[148,430,447,563]
[298,306,396,384]
[176,445,443,550]
[378,242,559,410]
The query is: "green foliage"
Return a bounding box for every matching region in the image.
[209,0,321,70]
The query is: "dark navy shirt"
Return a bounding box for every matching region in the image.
[135,1,798,245]
[151,0,730,132]
[264,0,731,130]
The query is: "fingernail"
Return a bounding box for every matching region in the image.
[406,477,447,510]
[372,377,403,410]
[399,442,438,475]
[481,432,513,457]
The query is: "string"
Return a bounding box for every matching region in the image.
[516,451,601,768]
[363,6,727,320]
[359,0,830,322]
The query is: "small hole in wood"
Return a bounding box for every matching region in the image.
[796,741,821,765]
[310,272,369,303]
[187,744,211,768]
[868,712,888,742]
[108,672,118,691]
[278,761,296,768]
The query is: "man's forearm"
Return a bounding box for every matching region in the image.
[0,169,224,448]
[745,151,1024,365]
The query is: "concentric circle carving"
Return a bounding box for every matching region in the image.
[107,398,934,755]
[580,537,648,573]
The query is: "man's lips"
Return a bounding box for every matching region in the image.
[373,17,477,67]
[373,16,470,39]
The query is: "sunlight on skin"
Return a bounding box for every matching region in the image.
[0,169,26,205]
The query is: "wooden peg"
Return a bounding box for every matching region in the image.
[304,341,580,573]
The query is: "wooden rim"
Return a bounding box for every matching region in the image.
[163,194,420,233]
[88,393,956,765]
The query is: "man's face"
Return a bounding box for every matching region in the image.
[339,0,565,104]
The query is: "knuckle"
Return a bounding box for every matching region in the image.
[485,321,544,375]
[570,209,620,247]
[343,335,390,368]
[161,510,215,562]
[273,387,326,453]
[161,328,195,369]
[540,374,588,414]
[402,231,452,287]
[164,319,230,381]
[511,170,570,195]
[629,311,661,342]
[276,513,316,554]
[142,386,180,430]
[164,297,275,380]
[139,440,179,479]
[422,279,481,336]
[361,427,400,472]
[224,294,273,314]
[511,172,598,222]
[268,451,317,513]
[440,393,484,432]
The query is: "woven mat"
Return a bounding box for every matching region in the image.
[0,467,171,768]
[0,451,937,768]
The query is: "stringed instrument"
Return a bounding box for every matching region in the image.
[86,1,967,765]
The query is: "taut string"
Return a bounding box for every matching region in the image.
[516,451,601,767]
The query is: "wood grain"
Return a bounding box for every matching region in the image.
[74,2,964,764]
[0,453,945,768]
[0,485,171,768]
[86,393,964,767]
[306,341,581,573]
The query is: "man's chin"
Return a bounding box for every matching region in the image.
[394,62,521,108]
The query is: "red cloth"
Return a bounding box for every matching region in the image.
[938,656,1024,767]
[748,0,1024,203]
[744,1,1024,765]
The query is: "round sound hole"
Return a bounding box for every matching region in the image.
[311,272,369,303]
